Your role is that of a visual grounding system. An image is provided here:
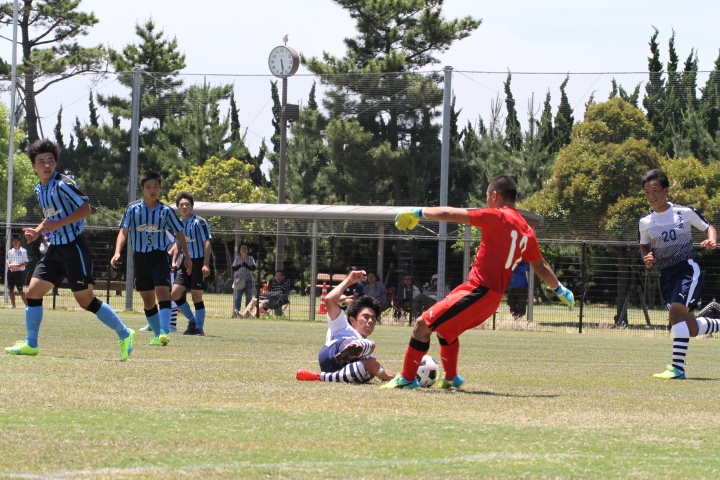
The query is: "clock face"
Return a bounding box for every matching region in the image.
[268,46,299,77]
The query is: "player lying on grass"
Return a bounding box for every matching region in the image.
[640,169,720,380]
[381,175,575,390]
[297,269,395,383]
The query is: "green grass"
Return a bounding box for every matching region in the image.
[1,309,719,479]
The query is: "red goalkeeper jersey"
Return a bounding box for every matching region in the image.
[467,207,542,294]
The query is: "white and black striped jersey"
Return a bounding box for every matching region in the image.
[639,203,710,270]
[176,214,212,259]
[34,172,89,245]
[119,200,183,253]
[324,310,374,358]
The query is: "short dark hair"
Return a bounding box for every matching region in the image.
[641,169,669,189]
[347,295,381,320]
[140,171,162,188]
[11,233,21,241]
[175,191,194,207]
[487,175,518,202]
[28,139,59,163]
[274,270,285,276]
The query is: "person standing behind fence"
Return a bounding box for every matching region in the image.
[381,175,574,389]
[231,244,255,318]
[640,169,719,380]
[111,171,192,347]
[5,139,135,361]
[5,233,29,308]
[506,261,530,327]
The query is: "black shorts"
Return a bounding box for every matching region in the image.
[134,250,172,292]
[32,236,95,292]
[6,270,25,291]
[174,257,207,291]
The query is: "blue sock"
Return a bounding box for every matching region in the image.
[195,307,206,332]
[178,302,196,322]
[147,312,161,335]
[95,302,130,340]
[25,305,43,348]
[159,308,171,334]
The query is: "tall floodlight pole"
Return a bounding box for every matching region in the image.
[437,66,453,299]
[4,0,20,304]
[124,67,142,309]
[267,43,299,272]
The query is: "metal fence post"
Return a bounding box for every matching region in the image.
[579,241,586,334]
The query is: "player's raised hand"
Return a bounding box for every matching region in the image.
[553,283,574,311]
[395,208,423,231]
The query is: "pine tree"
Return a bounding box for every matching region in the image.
[552,76,574,152]
[0,0,108,142]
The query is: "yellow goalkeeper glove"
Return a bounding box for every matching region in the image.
[395,208,424,231]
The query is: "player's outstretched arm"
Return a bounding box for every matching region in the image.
[528,258,574,311]
[325,270,365,319]
[395,207,470,231]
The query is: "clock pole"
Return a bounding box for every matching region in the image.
[276,76,288,272]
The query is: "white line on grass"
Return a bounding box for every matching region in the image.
[7,452,720,479]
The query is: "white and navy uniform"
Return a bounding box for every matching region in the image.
[119,200,184,292]
[31,173,95,291]
[174,214,212,291]
[639,203,710,309]
[318,310,374,380]
[6,247,29,290]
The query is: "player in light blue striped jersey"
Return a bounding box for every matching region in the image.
[5,139,135,361]
[170,192,212,336]
[640,169,719,379]
[111,171,192,347]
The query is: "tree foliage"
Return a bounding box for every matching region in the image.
[0,102,34,218]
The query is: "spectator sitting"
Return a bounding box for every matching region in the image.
[338,266,364,309]
[412,274,439,316]
[242,270,290,318]
[396,273,420,318]
[363,271,389,309]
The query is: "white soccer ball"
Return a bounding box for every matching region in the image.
[416,355,439,387]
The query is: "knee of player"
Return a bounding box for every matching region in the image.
[361,357,382,376]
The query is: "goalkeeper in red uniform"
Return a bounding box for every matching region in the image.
[381,176,575,390]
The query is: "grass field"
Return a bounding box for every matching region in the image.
[1,309,720,479]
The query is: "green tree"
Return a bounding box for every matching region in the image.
[302,0,480,207]
[0,102,35,218]
[504,72,521,151]
[522,98,660,241]
[0,0,108,142]
[552,76,574,153]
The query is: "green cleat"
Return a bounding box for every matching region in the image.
[119,329,136,361]
[149,336,162,346]
[380,374,420,390]
[440,374,465,389]
[653,365,686,380]
[5,341,39,356]
[158,333,169,346]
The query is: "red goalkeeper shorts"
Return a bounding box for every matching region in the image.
[421,282,503,343]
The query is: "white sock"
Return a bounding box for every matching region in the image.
[671,322,690,373]
[696,317,720,336]
[321,362,371,383]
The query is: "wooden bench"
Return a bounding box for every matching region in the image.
[59,280,127,296]
[305,273,347,295]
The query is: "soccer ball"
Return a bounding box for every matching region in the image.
[416,355,439,387]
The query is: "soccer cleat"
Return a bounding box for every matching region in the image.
[296,369,321,381]
[195,330,205,336]
[183,323,198,335]
[440,374,465,389]
[380,374,421,390]
[159,333,169,346]
[653,365,686,380]
[5,341,39,356]
[119,329,136,361]
[148,336,162,346]
[334,343,363,364]
[139,324,152,332]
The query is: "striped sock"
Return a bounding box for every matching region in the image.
[321,362,371,383]
[170,301,178,329]
[671,322,690,373]
[696,317,720,336]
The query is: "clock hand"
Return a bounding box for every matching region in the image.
[281,59,284,72]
